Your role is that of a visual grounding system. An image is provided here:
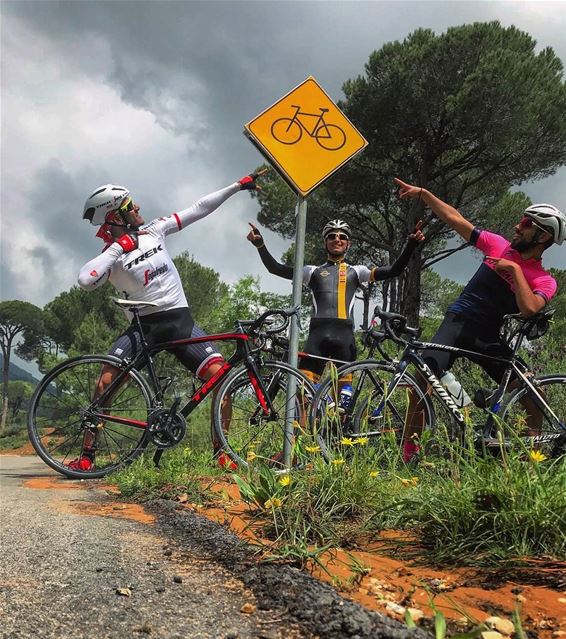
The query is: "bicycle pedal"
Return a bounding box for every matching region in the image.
[473,387,496,409]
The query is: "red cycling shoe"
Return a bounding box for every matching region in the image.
[216,452,237,471]
[67,456,95,471]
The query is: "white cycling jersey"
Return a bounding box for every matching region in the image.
[78,182,240,317]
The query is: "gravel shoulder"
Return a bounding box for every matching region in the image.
[0,456,427,639]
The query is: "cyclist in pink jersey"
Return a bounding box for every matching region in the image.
[395,177,564,462]
[69,171,265,471]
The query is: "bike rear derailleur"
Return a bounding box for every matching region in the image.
[147,404,186,449]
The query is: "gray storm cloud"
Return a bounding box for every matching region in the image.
[2,1,565,308]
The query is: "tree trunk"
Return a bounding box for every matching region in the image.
[358,284,374,330]
[400,251,423,326]
[1,345,10,434]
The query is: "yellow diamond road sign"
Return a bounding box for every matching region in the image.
[244,76,368,196]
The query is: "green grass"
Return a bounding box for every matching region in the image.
[109,445,224,503]
[104,405,565,568]
[234,429,566,566]
[0,424,29,451]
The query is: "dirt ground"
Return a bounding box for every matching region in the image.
[177,477,566,638]
[12,448,566,637]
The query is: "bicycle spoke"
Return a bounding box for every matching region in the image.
[29,356,152,478]
[213,362,314,468]
[500,375,566,456]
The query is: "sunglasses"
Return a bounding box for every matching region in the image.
[115,197,135,215]
[325,233,350,241]
[518,216,549,234]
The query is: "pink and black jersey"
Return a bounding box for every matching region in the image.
[449,229,557,327]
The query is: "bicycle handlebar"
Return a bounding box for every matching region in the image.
[237,306,301,336]
[371,308,421,344]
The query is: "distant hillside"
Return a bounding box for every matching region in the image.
[0,355,41,386]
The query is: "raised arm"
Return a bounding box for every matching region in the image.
[247,223,293,280]
[166,170,268,233]
[394,178,474,242]
[373,221,425,281]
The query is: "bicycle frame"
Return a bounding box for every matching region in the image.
[86,321,277,434]
[289,105,330,137]
[377,332,563,439]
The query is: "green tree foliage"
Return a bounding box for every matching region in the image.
[254,22,566,324]
[41,284,127,368]
[420,270,464,319]
[173,251,230,332]
[0,300,45,432]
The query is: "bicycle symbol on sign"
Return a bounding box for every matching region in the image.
[270,105,347,151]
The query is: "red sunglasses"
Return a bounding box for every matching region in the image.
[518,216,549,233]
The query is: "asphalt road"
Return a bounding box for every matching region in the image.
[0,456,428,639]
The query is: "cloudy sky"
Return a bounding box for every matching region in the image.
[2,0,565,316]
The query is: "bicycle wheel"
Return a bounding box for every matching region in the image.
[271,118,302,145]
[212,361,315,469]
[310,361,435,461]
[314,123,346,151]
[498,374,566,457]
[28,355,153,479]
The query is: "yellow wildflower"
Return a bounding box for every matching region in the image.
[369,471,379,478]
[332,458,345,466]
[246,451,257,462]
[264,497,282,509]
[279,475,291,486]
[529,450,547,463]
[356,437,369,446]
[305,445,321,454]
[341,437,355,447]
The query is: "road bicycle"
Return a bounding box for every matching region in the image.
[270,105,347,151]
[310,307,566,460]
[28,300,315,479]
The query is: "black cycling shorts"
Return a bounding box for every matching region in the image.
[108,307,223,378]
[299,318,357,377]
[421,312,515,383]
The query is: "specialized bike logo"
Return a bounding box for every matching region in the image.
[271,105,347,151]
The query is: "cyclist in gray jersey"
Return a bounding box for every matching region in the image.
[247,219,425,384]
[68,170,265,471]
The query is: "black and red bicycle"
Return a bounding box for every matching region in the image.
[27,300,314,479]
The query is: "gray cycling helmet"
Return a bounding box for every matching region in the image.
[83,184,130,226]
[524,203,566,246]
[322,219,351,240]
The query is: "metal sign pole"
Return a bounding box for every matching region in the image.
[283,195,307,468]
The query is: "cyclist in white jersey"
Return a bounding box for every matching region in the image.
[70,171,265,471]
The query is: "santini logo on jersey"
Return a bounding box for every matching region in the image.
[143,264,169,286]
[124,245,163,269]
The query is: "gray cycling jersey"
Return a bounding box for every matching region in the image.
[302,261,372,320]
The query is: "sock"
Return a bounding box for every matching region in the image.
[402,440,420,463]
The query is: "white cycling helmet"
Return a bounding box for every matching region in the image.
[524,203,566,246]
[83,184,130,226]
[322,219,351,240]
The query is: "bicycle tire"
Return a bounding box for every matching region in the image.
[498,374,566,457]
[212,361,315,469]
[314,123,346,151]
[271,118,302,145]
[310,360,435,461]
[28,355,153,479]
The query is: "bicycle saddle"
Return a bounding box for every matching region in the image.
[503,309,555,340]
[111,298,160,310]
